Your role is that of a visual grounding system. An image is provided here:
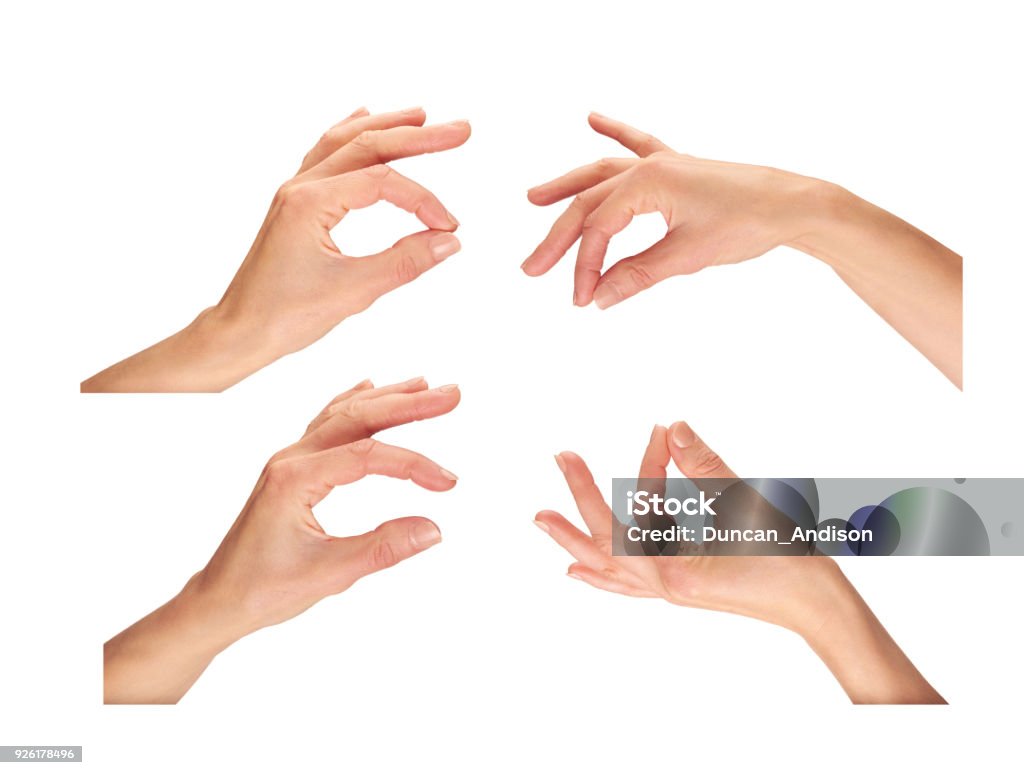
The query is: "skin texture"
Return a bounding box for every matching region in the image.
[534,422,945,704]
[523,113,963,387]
[82,108,471,392]
[104,377,460,704]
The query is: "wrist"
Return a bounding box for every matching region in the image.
[181,305,280,390]
[783,179,880,274]
[167,573,246,658]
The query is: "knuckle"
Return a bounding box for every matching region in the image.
[262,459,295,489]
[346,437,378,458]
[692,448,725,477]
[362,163,391,179]
[274,182,312,211]
[625,262,656,291]
[596,157,618,175]
[393,251,422,285]
[570,192,591,213]
[371,538,400,570]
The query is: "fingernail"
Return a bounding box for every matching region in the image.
[436,383,459,393]
[412,521,442,549]
[444,209,460,229]
[567,571,583,581]
[349,106,369,117]
[402,105,424,114]
[671,422,695,448]
[405,376,426,386]
[593,282,622,310]
[439,467,458,482]
[554,453,567,473]
[445,119,470,127]
[353,378,373,390]
[430,233,461,262]
[573,289,580,306]
[534,519,551,534]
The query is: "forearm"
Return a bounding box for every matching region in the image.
[81,306,275,393]
[798,564,944,704]
[788,182,962,387]
[103,578,238,704]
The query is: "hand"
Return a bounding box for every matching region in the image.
[82,107,471,392]
[534,422,945,703]
[522,113,961,386]
[217,107,471,364]
[103,376,461,703]
[522,113,816,309]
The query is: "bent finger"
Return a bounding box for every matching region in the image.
[527,157,636,206]
[310,121,471,179]
[591,238,679,310]
[299,107,426,173]
[351,229,461,299]
[667,422,737,480]
[314,165,458,232]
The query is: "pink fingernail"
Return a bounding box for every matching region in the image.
[671,422,695,448]
[567,571,583,581]
[439,467,458,482]
[554,454,567,473]
[593,282,621,310]
[436,383,458,393]
[430,234,461,262]
[412,521,442,549]
[533,519,551,534]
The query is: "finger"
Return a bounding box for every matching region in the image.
[567,563,657,598]
[527,158,636,206]
[311,165,458,232]
[520,176,618,278]
[268,439,458,507]
[666,422,737,479]
[588,112,671,157]
[638,424,670,483]
[325,516,442,589]
[308,384,461,449]
[575,185,651,306]
[351,229,462,298]
[322,377,375,411]
[534,510,618,570]
[299,107,427,173]
[307,377,434,435]
[591,238,680,310]
[553,451,615,541]
[309,121,471,180]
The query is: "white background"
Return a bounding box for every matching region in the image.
[2,0,1022,771]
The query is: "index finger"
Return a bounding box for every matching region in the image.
[298,107,428,173]
[588,112,672,157]
[554,450,615,542]
[306,121,471,180]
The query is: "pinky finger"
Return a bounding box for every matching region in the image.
[567,563,656,597]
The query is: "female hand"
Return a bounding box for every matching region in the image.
[103,376,461,703]
[83,108,471,392]
[534,422,945,703]
[522,113,962,386]
[523,113,814,309]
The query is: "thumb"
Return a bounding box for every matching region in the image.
[591,238,678,310]
[666,422,737,479]
[332,517,443,584]
[357,230,461,298]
